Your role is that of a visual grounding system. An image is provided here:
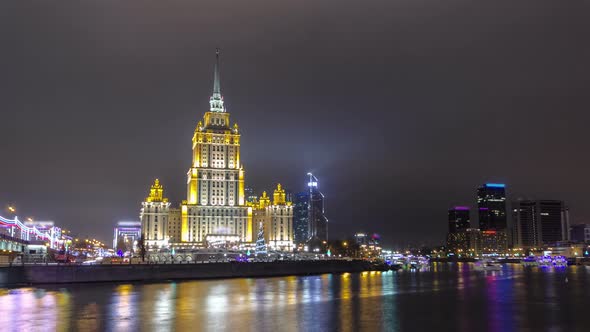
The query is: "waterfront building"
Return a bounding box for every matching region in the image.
[180,50,251,246]
[477,183,507,231]
[247,184,294,251]
[354,232,380,246]
[293,191,309,245]
[446,228,481,256]
[512,200,570,247]
[477,183,508,252]
[479,230,507,254]
[571,223,590,243]
[112,221,141,252]
[0,215,63,251]
[448,206,470,233]
[446,206,473,254]
[140,179,171,249]
[307,173,328,242]
[267,184,294,250]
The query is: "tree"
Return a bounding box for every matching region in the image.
[138,233,147,262]
[255,222,267,255]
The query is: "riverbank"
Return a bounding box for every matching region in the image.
[0,260,380,286]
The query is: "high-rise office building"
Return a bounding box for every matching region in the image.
[477,183,507,231]
[446,206,473,254]
[307,173,328,242]
[293,191,309,245]
[512,200,570,247]
[448,206,471,233]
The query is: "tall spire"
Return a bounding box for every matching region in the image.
[209,48,225,112]
[213,48,221,95]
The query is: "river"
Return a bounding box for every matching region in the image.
[1,263,589,331]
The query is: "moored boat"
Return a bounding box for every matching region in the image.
[474,259,502,271]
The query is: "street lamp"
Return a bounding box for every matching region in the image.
[8,206,15,213]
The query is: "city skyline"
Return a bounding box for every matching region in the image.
[2,1,590,247]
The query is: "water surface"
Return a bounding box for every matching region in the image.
[2,263,589,331]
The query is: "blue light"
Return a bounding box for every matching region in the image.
[485,183,505,188]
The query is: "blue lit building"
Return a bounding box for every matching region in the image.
[292,173,329,246]
[477,183,507,231]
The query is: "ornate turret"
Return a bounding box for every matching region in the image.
[146,179,168,203]
[273,183,287,205]
[259,191,271,209]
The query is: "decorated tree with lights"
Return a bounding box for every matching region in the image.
[255,222,267,255]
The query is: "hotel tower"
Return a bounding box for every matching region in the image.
[140,51,297,250]
[180,50,252,244]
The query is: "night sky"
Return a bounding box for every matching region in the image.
[1,1,589,247]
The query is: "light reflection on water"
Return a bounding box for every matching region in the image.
[1,263,590,331]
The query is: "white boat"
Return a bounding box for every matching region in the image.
[474,259,502,271]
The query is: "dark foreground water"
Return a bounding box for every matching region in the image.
[1,263,590,331]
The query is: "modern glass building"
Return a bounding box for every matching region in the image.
[477,183,507,231]
[512,200,570,247]
[307,173,328,242]
[448,206,471,233]
[293,191,309,245]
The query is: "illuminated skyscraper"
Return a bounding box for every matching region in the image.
[446,206,476,255]
[477,183,507,231]
[181,50,251,245]
[293,191,309,244]
[476,183,508,253]
[307,173,328,242]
